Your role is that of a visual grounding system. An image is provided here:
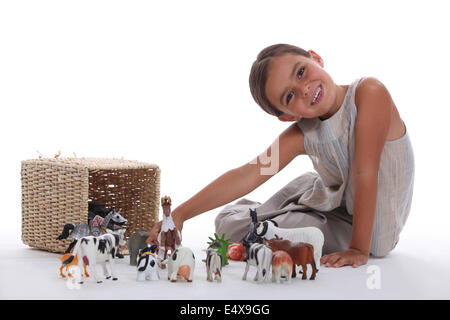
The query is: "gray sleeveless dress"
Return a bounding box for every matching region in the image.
[215,78,415,257]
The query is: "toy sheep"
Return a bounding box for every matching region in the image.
[271,250,293,284]
[136,245,159,281]
[255,220,324,271]
[242,243,272,283]
[162,246,195,282]
[205,248,222,283]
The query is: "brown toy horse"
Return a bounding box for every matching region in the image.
[59,253,89,279]
[266,238,318,280]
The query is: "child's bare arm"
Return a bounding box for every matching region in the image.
[321,77,392,268]
[173,123,306,227]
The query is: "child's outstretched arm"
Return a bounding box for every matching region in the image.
[321,77,393,268]
[146,123,306,245]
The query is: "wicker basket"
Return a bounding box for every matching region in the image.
[21,157,160,253]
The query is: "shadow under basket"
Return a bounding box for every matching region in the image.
[21,157,160,253]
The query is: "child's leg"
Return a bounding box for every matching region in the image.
[215,202,353,255]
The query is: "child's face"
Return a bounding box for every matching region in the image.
[265,52,339,121]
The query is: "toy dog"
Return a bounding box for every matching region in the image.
[136,244,159,281]
[58,253,89,279]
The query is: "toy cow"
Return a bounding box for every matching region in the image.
[271,250,293,284]
[162,246,195,282]
[63,229,126,283]
[205,248,222,283]
[136,244,159,281]
[256,220,324,271]
[266,238,318,280]
[128,231,150,266]
[242,243,272,283]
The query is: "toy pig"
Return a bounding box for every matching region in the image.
[162,246,195,282]
[136,245,159,281]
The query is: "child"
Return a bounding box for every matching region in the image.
[147,44,415,268]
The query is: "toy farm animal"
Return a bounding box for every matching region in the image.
[205,233,232,266]
[205,248,222,283]
[162,246,195,283]
[255,220,324,271]
[63,229,126,284]
[227,242,246,261]
[56,202,127,254]
[128,231,150,266]
[242,243,272,283]
[241,209,265,252]
[271,250,293,283]
[136,244,159,281]
[58,253,89,279]
[157,196,181,268]
[266,238,318,280]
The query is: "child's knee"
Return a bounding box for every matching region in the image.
[370,240,397,258]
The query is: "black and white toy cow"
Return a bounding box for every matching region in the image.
[205,248,222,283]
[136,244,159,281]
[63,229,126,283]
[242,243,272,283]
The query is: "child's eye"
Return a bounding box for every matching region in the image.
[297,67,305,79]
[286,91,294,104]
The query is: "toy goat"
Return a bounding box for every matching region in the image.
[266,238,317,280]
[255,220,324,271]
[162,246,195,282]
[136,244,159,281]
[63,229,126,283]
[58,253,89,279]
[205,248,222,283]
[271,250,293,284]
[242,243,272,283]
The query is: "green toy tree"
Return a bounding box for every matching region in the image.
[204,233,232,267]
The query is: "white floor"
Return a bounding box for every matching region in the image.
[1,212,449,300]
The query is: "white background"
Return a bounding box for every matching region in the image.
[0,0,449,299]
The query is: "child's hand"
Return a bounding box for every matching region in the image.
[146,221,162,245]
[320,248,368,268]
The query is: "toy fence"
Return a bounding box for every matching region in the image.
[21,157,160,253]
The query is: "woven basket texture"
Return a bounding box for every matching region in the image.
[21,157,160,253]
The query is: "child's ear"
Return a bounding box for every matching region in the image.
[308,50,324,68]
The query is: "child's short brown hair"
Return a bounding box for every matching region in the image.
[249,44,311,116]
